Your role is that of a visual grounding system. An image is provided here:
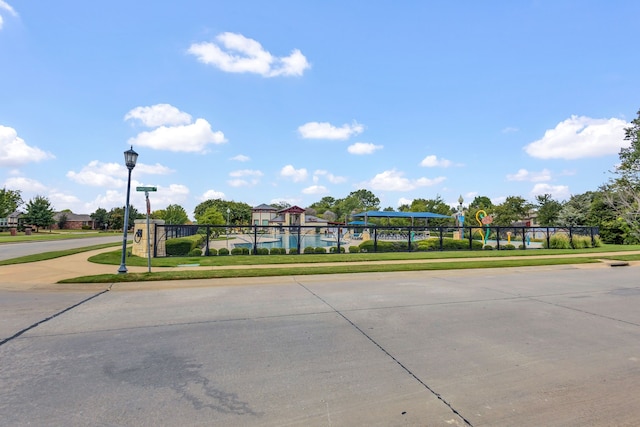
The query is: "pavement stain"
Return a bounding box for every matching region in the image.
[103,351,260,416]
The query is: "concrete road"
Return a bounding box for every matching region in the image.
[1,264,640,426]
[0,235,123,261]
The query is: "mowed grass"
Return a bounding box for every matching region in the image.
[0,230,118,244]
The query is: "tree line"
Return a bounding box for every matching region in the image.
[2,109,639,243]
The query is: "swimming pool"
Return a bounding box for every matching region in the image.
[233,233,344,249]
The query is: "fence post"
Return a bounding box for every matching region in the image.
[496,226,501,250]
[253,225,258,255]
[468,227,473,250]
[439,227,444,251]
[373,227,378,252]
[205,226,210,256]
[297,226,301,254]
[591,227,595,247]
[569,227,573,248]
[337,226,342,253]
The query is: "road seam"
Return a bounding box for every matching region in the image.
[295,279,474,426]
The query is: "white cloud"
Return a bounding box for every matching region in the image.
[128,118,226,153]
[0,126,55,166]
[188,32,310,78]
[0,1,17,30]
[66,161,173,188]
[364,169,446,191]
[302,185,329,195]
[298,121,364,140]
[502,127,519,134]
[397,197,413,207]
[229,169,263,178]
[146,184,190,209]
[348,142,383,155]
[506,168,552,182]
[67,161,126,188]
[280,165,308,182]
[314,170,347,184]
[3,176,47,193]
[524,115,628,159]
[199,189,225,201]
[231,154,250,162]
[48,191,81,209]
[530,183,570,200]
[420,155,453,168]
[125,104,192,127]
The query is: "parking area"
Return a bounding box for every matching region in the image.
[1,264,640,426]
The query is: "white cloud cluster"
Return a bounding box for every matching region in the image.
[302,185,329,195]
[365,169,446,191]
[0,125,55,166]
[524,115,628,159]
[506,168,552,182]
[3,176,47,193]
[66,160,173,188]
[231,154,250,162]
[280,164,308,182]
[199,189,226,201]
[298,121,364,140]
[348,142,383,155]
[314,169,346,184]
[124,104,192,127]
[188,32,310,78]
[530,183,570,200]
[228,169,263,187]
[420,155,453,168]
[0,1,17,30]
[125,104,226,153]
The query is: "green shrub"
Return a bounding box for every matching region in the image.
[269,247,283,255]
[329,246,346,253]
[241,247,250,255]
[348,246,360,253]
[218,247,229,256]
[571,235,591,249]
[256,247,270,255]
[289,248,298,254]
[500,244,516,250]
[544,234,571,249]
[207,248,218,256]
[188,248,202,257]
[165,238,194,256]
[303,246,315,254]
[314,247,327,254]
[593,235,602,247]
[483,245,494,250]
[518,244,525,249]
[230,247,243,255]
[81,225,92,230]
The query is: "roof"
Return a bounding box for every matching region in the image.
[351,210,453,219]
[253,204,277,211]
[278,205,305,214]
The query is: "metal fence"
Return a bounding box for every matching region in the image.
[153,224,600,257]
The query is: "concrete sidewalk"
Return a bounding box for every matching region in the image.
[2,246,639,291]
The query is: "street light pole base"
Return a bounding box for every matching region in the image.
[117,264,128,274]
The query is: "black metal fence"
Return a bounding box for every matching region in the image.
[154,224,600,257]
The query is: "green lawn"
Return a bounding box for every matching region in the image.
[0,230,119,243]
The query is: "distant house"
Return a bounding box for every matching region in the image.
[51,211,95,230]
[0,211,24,229]
[251,204,328,232]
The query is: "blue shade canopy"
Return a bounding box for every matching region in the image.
[348,220,369,225]
[351,211,452,219]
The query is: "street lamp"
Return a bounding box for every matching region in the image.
[118,146,138,274]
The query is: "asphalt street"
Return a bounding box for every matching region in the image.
[2,264,640,426]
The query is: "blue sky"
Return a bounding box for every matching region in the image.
[1,1,639,219]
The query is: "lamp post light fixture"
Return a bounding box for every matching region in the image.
[118,146,138,274]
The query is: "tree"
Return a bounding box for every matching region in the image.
[270,201,291,211]
[535,194,563,226]
[347,189,380,211]
[196,207,225,225]
[91,207,109,230]
[0,188,23,219]
[492,196,532,226]
[107,205,140,230]
[193,199,251,225]
[409,196,453,226]
[158,204,189,225]
[24,195,55,232]
[602,109,640,242]
[57,213,68,229]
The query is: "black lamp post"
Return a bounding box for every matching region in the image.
[118,146,138,274]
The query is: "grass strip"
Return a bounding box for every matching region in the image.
[59,257,600,284]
